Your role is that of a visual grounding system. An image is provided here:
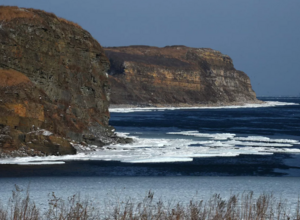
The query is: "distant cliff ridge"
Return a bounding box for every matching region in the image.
[0,6,120,156]
[105,46,258,106]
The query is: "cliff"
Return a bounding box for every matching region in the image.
[0,6,120,157]
[105,46,258,106]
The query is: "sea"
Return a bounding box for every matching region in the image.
[0,97,300,210]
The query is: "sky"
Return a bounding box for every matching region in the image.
[1,0,299,97]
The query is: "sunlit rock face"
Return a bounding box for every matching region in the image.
[105,46,257,106]
[0,6,114,156]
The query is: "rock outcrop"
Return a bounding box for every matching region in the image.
[105,46,258,106]
[0,6,117,156]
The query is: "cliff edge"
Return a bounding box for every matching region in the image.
[0,6,119,157]
[105,46,258,106]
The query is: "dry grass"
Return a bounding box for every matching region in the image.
[0,186,300,219]
[57,17,82,29]
[0,6,81,29]
[1,185,40,220]
[108,192,300,220]
[0,6,36,21]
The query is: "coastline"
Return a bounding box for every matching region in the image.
[109,100,264,109]
[109,100,299,113]
[1,99,298,159]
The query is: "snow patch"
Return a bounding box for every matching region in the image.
[42,130,53,136]
[27,129,53,136]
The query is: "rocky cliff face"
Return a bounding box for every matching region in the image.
[105,46,257,106]
[0,6,117,156]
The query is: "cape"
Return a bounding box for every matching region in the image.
[105,46,258,106]
[0,6,119,157]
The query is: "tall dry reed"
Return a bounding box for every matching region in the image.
[0,185,299,220]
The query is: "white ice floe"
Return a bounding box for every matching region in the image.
[167,131,299,147]
[109,101,299,113]
[1,131,299,165]
[122,157,193,163]
[0,156,75,165]
[235,136,300,144]
[167,131,236,140]
[17,161,65,165]
[225,140,293,148]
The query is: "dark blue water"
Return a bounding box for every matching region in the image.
[112,97,300,138]
[0,98,300,177]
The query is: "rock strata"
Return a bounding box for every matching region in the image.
[105,46,258,106]
[0,6,120,156]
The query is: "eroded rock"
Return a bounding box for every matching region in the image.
[105,45,258,105]
[0,6,115,156]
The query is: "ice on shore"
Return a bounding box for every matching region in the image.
[168,131,236,140]
[122,157,193,163]
[1,131,300,165]
[109,101,299,113]
[17,161,65,165]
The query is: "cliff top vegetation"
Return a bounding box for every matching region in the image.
[0,6,81,28]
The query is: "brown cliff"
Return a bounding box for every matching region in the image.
[0,6,118,156]
[105,46,258,106]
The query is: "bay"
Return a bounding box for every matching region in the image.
[0,97,300,210]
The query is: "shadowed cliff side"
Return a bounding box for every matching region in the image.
[0,6,121,156]
[105,46,258,106]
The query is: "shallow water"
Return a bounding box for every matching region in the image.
[1,176,300,210]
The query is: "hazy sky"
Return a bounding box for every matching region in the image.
[1,0,299,96]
